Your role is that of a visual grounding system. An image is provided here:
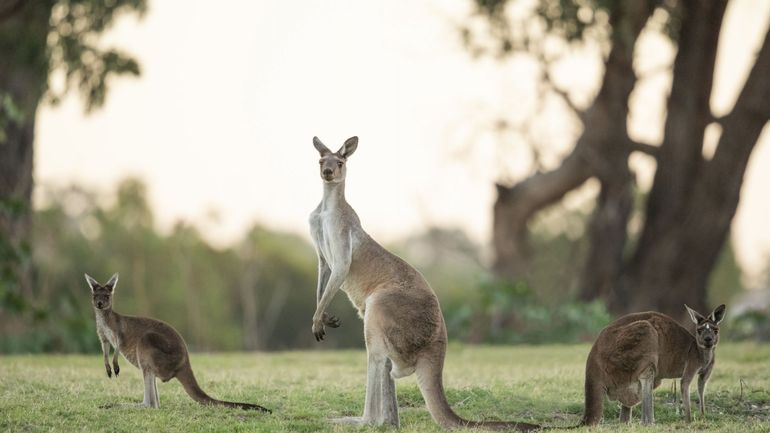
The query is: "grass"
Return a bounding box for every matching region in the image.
[2,343,770,432]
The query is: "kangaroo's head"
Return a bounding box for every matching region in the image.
[313,136,358,183]
[85,273,119,310]
[685,304,726,349]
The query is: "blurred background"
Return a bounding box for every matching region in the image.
[1,0,770,353]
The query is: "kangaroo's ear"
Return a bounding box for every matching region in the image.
[710,304,726,324]
[337,136,358,158]
[104,273,119,292]
[84,274,99,292]
[685,304,705,324]
[313,136,331,156]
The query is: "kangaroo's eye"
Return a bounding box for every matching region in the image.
[318,160,323,165]
[337,161,343,167]
[713,329,719,334]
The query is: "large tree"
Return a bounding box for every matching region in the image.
[0,0,145,313]
[464,0,770,318]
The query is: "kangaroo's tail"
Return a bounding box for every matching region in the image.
[579,352,604,427]
[176,362,271,412]
[414,352,541,431]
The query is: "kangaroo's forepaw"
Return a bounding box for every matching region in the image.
[312,320,325,341]
[322,312,341,328]
[113,364,120,376]
[105,365,112,378]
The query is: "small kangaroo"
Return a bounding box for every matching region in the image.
[581,303,726,425]
[86,273,270,412]
[309,136,539,431]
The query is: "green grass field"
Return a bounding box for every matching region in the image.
[2,343,770,432]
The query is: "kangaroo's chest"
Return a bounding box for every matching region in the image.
[310,210,345,264]
[96,314,120,348]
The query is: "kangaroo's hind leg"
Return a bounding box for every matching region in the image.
[379,357,399,427]
[137,332,177,409]
[142,368,159,408]
[639,366,655,424]
[329,349,386,426]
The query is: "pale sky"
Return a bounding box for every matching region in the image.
[36,0,770,284]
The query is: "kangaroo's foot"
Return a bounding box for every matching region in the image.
[329,416,367,425]
[98,402,149,409]
[329,416,397,427]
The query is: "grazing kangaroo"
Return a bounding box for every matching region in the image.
[86,273,270,412]
[581,304,726,425]
[308,136,539,431]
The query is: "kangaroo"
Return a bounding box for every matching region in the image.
[86,273,270,412]
[581,303,725,425]
[308,136,540,431]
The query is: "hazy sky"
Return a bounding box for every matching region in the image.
[36,0,770,283]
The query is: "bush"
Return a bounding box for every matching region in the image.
[443,276,611,344]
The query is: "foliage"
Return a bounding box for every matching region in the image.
[0,0,146,109]
[444,276,611,344]
[45,0,146,109]
[0,92,25,143]
[463,0,681,58]
[3,344,770,432]
[0,197,31,315]
[727,311,770,343]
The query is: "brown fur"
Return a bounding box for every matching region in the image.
[309,137,539,431]
[86,273,270,412]
[581,305,725,425]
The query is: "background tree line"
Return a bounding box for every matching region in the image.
[0,177,749,353]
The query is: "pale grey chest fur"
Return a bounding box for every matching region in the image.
[96,314,119,348]
[310,207,348,266]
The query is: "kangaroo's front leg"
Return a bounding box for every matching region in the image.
[312,234,351,341]
[313,265,349,341]
[697,369,712,416]
[316,255,341,329]
[112,348,120,377]
[101,340,113,378]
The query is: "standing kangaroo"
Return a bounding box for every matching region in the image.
[581,304,726,425]
[308,136,539,431]
[86,273,270,412]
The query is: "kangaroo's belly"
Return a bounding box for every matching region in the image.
[607,383,642,406]
[341,280,368,317]
[121,348,140,368]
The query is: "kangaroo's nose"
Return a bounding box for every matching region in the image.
[323,168,333,176]
[704,336,713,343]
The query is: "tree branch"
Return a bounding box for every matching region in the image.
[629,140,660,157]
[534,48,586,122]
[0,0,24,23]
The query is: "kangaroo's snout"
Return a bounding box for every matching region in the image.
[323,168,333,177]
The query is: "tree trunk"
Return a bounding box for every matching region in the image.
[0,114,35,305]
[615,0,730,319]
[576,0,654,300]
[0,1,48,313]
[493,1,658,283]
